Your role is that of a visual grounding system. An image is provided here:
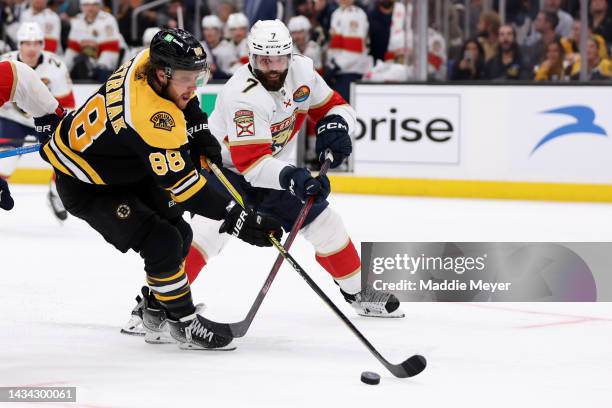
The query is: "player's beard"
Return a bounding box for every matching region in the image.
[255,69,288,92]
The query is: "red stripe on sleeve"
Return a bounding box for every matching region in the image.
[428,52,443,70]
[384,51,396,61]
[57,92,76,109]
[229,142,273,173]
[239,56,249,65]
[308,91,348,124]
[0,61,15,107]
[97,40,120,55]
[68,40,81,52]
[44,38,58,53]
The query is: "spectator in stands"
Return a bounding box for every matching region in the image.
[543,0,573,37]
[244,0,278,26]
[121,26,158,63]
[288,15,323,72]
[477,10,501,62]
[523,11,560,69]
[561,20,609,66]
[326,0,369,101]
[533,39,569,80]
[201,14,232,79]
[569,36,612,80]
[20,0,62,53]
[485,24,530,80]
[314,0,338,45]
[64,0,121,81]
[368,0,395,64]
[590,0,612,47]
[450,38,486,80]
[116,0,157,47]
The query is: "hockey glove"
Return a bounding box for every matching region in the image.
[219,203,283,247]
[280,166,330,203]
[183,97,222,169]
[315,114,352,168]
[0,178,15,211]
[34,106,65,144]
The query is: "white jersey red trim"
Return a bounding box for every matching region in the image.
[64,10,121,71]
[0,60,60,117]
[208,54,356,189]
[20,8,62,54]
[0,51,74,127]
[327,5,370,74]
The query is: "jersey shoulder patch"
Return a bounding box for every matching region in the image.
[126,53,187,149]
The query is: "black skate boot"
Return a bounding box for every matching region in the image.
[341,287,405,318]
[167,310,235,351]
[140,287,175,344]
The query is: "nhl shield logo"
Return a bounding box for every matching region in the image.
[150,112,176,131]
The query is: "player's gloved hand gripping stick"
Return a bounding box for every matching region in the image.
[206,152,427,378]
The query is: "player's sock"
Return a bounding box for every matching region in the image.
[315,239,361,294]
[185,244,206,283]
[146,264,194,320]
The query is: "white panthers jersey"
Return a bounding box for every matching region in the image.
[209,40,236,75]
[209,54,356,189]
[0,51,74,127]
[224,38,249,74]
[327,5,370,74]
[294,41,322,72]
[65,10,121,71]
[20,8,62,54]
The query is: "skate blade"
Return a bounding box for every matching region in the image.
[178,343,237,351]
[120,328,146,336]
[357,310,405,318]
[144,331,175,344]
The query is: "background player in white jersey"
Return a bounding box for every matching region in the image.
[0,22,75,220]
[184,20,404,318]
[64,0,121,81]
[201,14,233,79]
[20,0,63,54]
[223,12,250,74]
[0,59,66,212]
[288,15,323,73]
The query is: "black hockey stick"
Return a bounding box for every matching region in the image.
[205,151,334,338]
[207,159,427,378]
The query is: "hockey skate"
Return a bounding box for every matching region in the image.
[342,287,405,318]
[139,286,176,344]
[47,181,67,221]
[167,309,235,351]
[119,293,146,336]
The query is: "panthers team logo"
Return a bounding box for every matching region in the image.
[293,86,310,103]
[150,112,176,131]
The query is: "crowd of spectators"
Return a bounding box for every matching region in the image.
[1,0,611,94]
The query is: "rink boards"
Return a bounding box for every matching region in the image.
[10,82,612,202]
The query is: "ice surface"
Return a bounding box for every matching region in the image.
[1,186,611,407]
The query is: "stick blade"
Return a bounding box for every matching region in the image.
[389,354,427,378]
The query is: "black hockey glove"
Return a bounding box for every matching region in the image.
[280,166,330,203]
[183,97,222,169]
[34,107,65,144]
[219,203,283,247]
[315,114,352,168]
[0,178,15,211]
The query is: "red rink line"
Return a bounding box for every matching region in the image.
[456,303,612,329]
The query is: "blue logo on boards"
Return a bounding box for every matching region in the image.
[531,106,607,154]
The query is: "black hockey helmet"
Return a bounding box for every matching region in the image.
[149,28,209,76]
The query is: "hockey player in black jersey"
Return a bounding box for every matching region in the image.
[39,28,282,350]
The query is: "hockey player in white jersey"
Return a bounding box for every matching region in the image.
[0,23,75,220]
[185,19,404,318]
[20,0,62,54]
[288,15,323,73]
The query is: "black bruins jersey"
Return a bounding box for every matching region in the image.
[40,49,206,204]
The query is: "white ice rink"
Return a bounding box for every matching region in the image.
[1,185,611,407]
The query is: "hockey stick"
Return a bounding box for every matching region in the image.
[0,143,41,159]
[206,150,333,338]
[207,159,427,378]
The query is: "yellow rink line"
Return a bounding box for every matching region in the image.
[10,168,612,202]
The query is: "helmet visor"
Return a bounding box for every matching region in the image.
[251,54,291,73]
[171,64,211,87]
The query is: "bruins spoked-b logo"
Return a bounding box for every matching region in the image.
[150,112,176,131]
[116,204,131,219]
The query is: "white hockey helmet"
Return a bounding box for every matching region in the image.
[247,19,293,57]
[202,15,223,30]
[288,16,311,33]
[226,13,249,30]
[17,22,44,43]
[142,27,161,47]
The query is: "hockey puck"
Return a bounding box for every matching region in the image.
[360,371,380,385]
